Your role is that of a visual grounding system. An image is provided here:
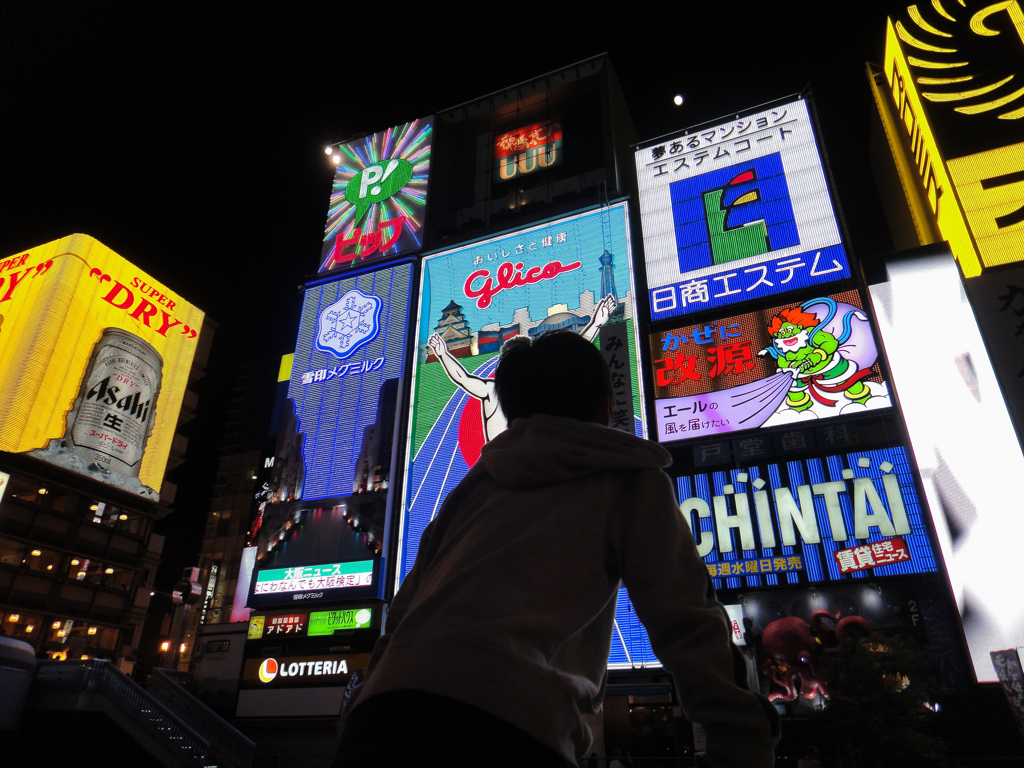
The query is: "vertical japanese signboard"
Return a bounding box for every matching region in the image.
[0,234,204,499]
[647,290,890,443]
[320,119,432,273]
[399,203,645,585]
[635,98,851,322]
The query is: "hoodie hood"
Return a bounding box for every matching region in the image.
[479,413,671,490]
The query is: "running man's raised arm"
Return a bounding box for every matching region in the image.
[580,294,615,343]
[428,334,492,400]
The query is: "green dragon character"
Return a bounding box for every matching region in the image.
[760,303,873,412]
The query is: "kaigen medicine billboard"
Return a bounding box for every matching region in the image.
[320,119,432,273]
[636,98,851,321]
[0,234,204,499]
[648,290,890,443]
[400,203,645,583]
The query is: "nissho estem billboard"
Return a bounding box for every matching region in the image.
[0,234,204,499]
[636,98,850,321]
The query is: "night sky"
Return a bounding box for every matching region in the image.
[0,1,904,588]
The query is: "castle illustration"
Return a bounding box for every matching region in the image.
[421,249,634,363]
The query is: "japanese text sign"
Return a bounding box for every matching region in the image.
[494,118,562,182]
[400,203,646,585]
[254,561,373,595]
[0,235,204,499]
[320,118,432,273]
[308,608,374,636]
[635,99,850,321]
[678,445,936,591]
[648,290,890,443]
[290,263,413,500]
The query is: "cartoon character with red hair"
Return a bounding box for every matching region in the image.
[760,297,874,412]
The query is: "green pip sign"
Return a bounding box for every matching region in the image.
[308,608,374,636]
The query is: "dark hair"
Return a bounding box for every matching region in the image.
[494,330,613,423]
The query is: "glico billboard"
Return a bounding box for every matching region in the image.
[635,98,851,322]
[320,119,432,273]
[648,290,890,443]
[0,234,204,499]
[400,202,646,580]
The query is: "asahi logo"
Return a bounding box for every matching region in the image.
[86,376,153,425]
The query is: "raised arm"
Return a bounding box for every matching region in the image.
[428,333,493,400]
[580,294,616,343]
[613,469,779,767]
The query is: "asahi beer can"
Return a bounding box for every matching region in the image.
[67,328,163,480]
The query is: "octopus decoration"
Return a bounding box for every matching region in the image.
[760,609,873,702]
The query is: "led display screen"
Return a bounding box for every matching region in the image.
[0,235,204,499]
[320,119,432,273]
[290,263,413,500]
[867,244,1024,682]
[399,203,646,586]
[648,290,890,443]
[679,445,935,591]
[635,98,851,321]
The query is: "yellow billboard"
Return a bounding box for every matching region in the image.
[948,141,1024,269]
[0,234,205,499]
[881,6,1024,272]
[882,17,982,276]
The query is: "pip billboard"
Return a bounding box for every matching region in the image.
[399,203,645,584]
[636,98,851,321]
[0,234,204,499]
[648,290,890,443]
[320,119,432,273]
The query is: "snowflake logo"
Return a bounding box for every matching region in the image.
[314,288,382,360]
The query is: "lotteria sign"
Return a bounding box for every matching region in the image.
[242,653,371,688]
[678,445,937,590]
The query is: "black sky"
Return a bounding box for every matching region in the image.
[0,1,906,585]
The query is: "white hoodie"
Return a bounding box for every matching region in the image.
[348,414,777,766]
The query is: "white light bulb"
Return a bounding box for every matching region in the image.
[324,146,333,155]
[674,95,684,106]
[332,155,341,164]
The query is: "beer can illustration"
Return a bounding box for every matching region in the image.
[66,328,163,482]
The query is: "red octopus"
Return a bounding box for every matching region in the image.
[760,609,872,701]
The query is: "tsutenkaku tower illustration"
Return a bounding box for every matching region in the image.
[599,249,618,302]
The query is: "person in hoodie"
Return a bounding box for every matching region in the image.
[332,330,779,768]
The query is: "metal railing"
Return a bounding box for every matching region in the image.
[34,660,209,768]
[149,667,254,768]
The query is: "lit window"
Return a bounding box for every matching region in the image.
[8,614,19,622]
[30,550,41,557]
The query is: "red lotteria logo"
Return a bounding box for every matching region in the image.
[463,259,582,309]
[259,658,278,683]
